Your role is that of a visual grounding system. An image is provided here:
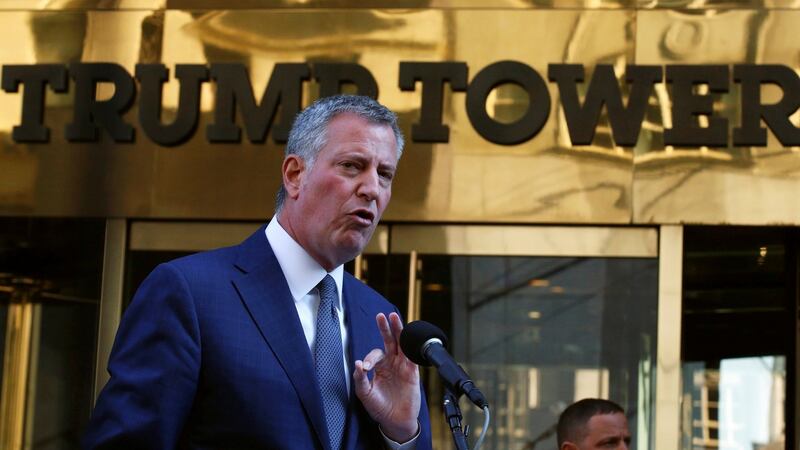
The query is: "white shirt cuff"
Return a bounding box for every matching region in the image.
[380,422,419,450]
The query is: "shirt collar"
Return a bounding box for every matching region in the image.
[265,216,344,308]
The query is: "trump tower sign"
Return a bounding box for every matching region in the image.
[3,61,800,148]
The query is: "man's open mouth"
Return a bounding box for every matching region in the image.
[351,209,375,224]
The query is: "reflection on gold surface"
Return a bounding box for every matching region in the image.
[130,221,263,250]
[634,10,800,225]
[0,150,37,214]
[0,8,799,224]
[398,9,634,223]
[0,9,637,224]
[94,219,127,401]
[0,300,36,450]
[6,0,800,11]
[0,0,165,10]
[185,10,442,55]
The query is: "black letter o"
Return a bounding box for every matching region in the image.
[466,61,550,145]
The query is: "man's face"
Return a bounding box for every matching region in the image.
[572,413,631,450]
[285,113,397,270]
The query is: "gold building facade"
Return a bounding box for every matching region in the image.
[0,1,797,449]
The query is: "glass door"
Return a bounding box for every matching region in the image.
[680,226,797,450]
[359,225,660,450]
[0,218,105,450]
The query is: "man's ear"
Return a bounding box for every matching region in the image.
[561,441,579,450]
[282,155,305,200]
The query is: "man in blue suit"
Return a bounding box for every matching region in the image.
[84,95,433,450]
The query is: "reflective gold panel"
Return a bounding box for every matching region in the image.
[390,224,658,257]
[0,9,636,223]
[6,1,797,11]
[0,1,166,10]
[634,10,800,225]
[5,8,800,224]
[128,221,389,253]
[655,225,682,450]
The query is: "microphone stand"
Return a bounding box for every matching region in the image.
[442,386,469,450]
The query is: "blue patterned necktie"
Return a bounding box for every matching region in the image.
[315,274,348,450]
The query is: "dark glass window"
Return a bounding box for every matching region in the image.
[0,218,105,450]
[682,226,796,450]
[361,254,659,450]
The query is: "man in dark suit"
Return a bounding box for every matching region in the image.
[83,95,433,450]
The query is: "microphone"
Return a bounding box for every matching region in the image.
[400,320,488,409]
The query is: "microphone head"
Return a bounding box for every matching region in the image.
[399,320,449,366]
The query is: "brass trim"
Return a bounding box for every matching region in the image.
[0,0,166,9]
[130,222,262,252]
[0,302,35,450]
[407,250,419,322]
[654,225,682,450]
[129,221,389,254]
[24,304,42,449]
[5,1,791,10]
[94,219,127,402]
[390,225,658,257]
[365,226,389,255]
[353,255,363,280]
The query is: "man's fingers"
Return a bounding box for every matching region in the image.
[388,313,404,345]
[376,313,397,355]
[353,360,371,397]
[361,348,385,371]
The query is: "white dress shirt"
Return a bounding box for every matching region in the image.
[265,217,417,450]
[265,217,350,392]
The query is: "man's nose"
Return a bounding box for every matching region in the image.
[357,170,380,200]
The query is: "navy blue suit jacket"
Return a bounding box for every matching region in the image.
[83,226,433,450]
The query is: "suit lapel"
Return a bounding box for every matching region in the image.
[343,277,380,449]
[231,228,331,450]
[344,278,377,381]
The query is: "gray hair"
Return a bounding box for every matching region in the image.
[275,95,404,213]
